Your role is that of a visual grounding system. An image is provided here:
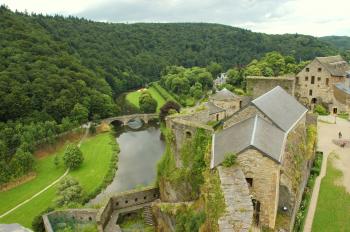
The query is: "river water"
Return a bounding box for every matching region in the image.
[90,121,165,205]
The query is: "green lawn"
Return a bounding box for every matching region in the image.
[126,86,167,112]
[312,155,350,231]
[0,132,115,228]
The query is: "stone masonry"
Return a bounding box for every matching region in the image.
[246,76,295,99]
[236,148,280,228]
[218,166,253,232]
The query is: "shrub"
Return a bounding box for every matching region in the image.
[139,91,157,113]
[222,153,236,167]
[56,177,83,207]
[63,144,84,169]
[314,104,328,115]
[32,207,55,232]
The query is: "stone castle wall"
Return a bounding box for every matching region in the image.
[43,209,98,232]
[96,187,159,230]
[237,148,280,228]
[217,166,253,232]
[246,76,295,99]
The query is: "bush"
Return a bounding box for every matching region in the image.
[32,207,55,232]
[139,91,157,113]
[314,104,328,115]
[56,176,83,207]
[222,153,236,167]
[63,144,84,169]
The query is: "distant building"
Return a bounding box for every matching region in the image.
[295,55,350,113]
[213,73,228,87]
[209,88,244,117]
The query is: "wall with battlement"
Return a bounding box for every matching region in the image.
[246,76,295,99]
[96,187,159,230]
[43,209,98,232]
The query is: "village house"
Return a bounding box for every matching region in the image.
[295,55,350,113]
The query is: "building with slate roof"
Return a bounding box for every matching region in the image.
[295,55,350,113]
[209,88,244,117]
[212,86,309,229]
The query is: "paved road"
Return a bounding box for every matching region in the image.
[303,116,350,232]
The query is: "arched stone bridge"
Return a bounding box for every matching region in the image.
[102,113,159,126]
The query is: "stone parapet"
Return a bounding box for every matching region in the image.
[218,166,253,232]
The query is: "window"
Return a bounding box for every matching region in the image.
[185,131,192,138]
[318,67,322,72]
[306,68,310,72]
[311,76,315,84]
[309,89,313,96]
[296,76,299,84]
[311,98,317,104]
[305,76,308,81]
[326,78,329,86]
[317,77,321,81]
[246,178,253,187]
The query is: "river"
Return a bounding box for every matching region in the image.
[90,120,165,205]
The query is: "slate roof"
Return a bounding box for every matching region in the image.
[210,88,238,101]
[335,83,350,95]
[316,55,350,77]
[252,86,307,132]
[205,102,225,115]
[211,115,286,168]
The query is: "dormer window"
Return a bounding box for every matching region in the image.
[306,68,310,72]
[318,67,322,72]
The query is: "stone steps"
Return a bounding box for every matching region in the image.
[143,205,154,226]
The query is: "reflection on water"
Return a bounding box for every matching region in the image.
[127,118,143,130]
[90,122,165,204]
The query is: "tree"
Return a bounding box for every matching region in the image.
[160,101,181,121]
[139,91,157,113]
[56,177,83,207]
[63,144,84,169]
[70,103,88,125]
[54,155,60,167]
[206,62,223,78]
[10,148,35,177]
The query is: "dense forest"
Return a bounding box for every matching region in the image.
[0,5,347,184]
[320,36,350,51]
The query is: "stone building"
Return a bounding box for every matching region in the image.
[209,88,245,117]
[211,86,308,229]
[295,55,350,113]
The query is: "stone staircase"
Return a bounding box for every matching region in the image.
[143,205,154,226]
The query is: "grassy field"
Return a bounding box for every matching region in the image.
[0,132,115,228]
[126,86,167,111]
[312,155,350,231]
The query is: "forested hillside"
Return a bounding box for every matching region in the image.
[0,5,344,185]
[320,36,350,51]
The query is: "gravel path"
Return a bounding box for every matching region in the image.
[303,116,350,232]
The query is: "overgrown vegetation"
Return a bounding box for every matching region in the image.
[294,151,323,232]
[222,153,237,167]
[157,128,211,199]
[314,104,329,115]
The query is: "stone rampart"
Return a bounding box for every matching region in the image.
[218,166,253,231]
[96,187,159,231]
[246,76,295,99]
[43,209,98,232]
